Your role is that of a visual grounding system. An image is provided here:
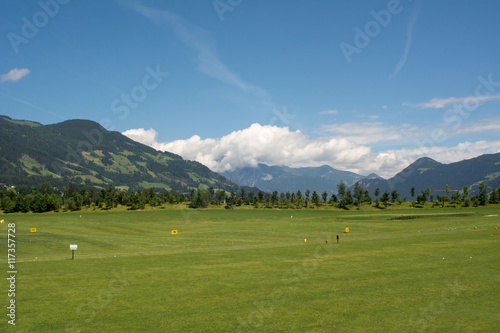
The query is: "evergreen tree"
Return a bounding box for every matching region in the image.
[321,191,328,204]
[353,182,364,207]
[311,191,320,206]
[488,188,498,204]
[337,182,346,200]
[391,189,399,203]
[444,184,450,206]
[328,194,337,205]
[363,189,372,204]
[381,191,390,208]
[478,182,488,205]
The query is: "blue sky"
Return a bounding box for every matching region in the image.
[1,0,500,177]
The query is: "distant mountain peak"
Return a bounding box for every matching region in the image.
[351,153,500,198]
[222,163,365,194]
[414,156,441,166]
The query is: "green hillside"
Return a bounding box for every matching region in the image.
[355,155,500,197]
[0,116,256,193]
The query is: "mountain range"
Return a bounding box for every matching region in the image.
[352,154,500,198]
[0,115,257,194]
[221,163,373,194]
[222,154,500,198]
[1,115,499,198]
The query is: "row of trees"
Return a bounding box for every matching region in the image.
[1,181,499,214]
[0,182,187,213]
[409,182,499,208]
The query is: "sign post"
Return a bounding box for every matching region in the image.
[70,244,78,260]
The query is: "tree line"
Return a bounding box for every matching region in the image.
[1,180,499,214]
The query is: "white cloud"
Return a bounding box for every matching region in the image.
[319,110,338,115]
[381,105,387,109]
[320,121,417,145]
[122,128,158,146]
[123,123,500,179]
[124,123,377,174]
[386,140,500,171]
[389,0,421,80]
[456,117,500,134]
[404,93,500,109]
[1,68,30,82]
[358,114,380,120]
[126,1,271,102]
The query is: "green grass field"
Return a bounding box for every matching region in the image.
[1,207,499,332]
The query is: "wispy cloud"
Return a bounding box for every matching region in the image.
[320,121,416,145]
[389,0,421,80]
[319,110,338,115]
[456,117,500,134]
[358,114,380,120]
[0,92,67,120]
[1,68,30,82]
[123,1,271,101]
[404,93,500,109]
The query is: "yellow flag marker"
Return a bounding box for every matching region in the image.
[345,227,349,233]
[30,228,37,233]
[304,239,307,243]
[171,230,178,235]
[0,219,4,223]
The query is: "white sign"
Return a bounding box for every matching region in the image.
[70,244,78,250]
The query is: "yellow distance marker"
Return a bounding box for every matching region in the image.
[0,219,4,224]
[30,228,37,233]
[171,230,178,235]
[304,239,307,243]
[345,227,349,233]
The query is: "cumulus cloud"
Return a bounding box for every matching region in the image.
[404,93,500,109]
[123,123,500,178]
[122,128,159,146]
[124,123,380,174]
[1,68,30,82]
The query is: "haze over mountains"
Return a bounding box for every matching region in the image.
[1,116,499,198]
[221,164,374,194]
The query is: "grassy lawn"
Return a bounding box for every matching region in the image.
[0,207,499,332]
